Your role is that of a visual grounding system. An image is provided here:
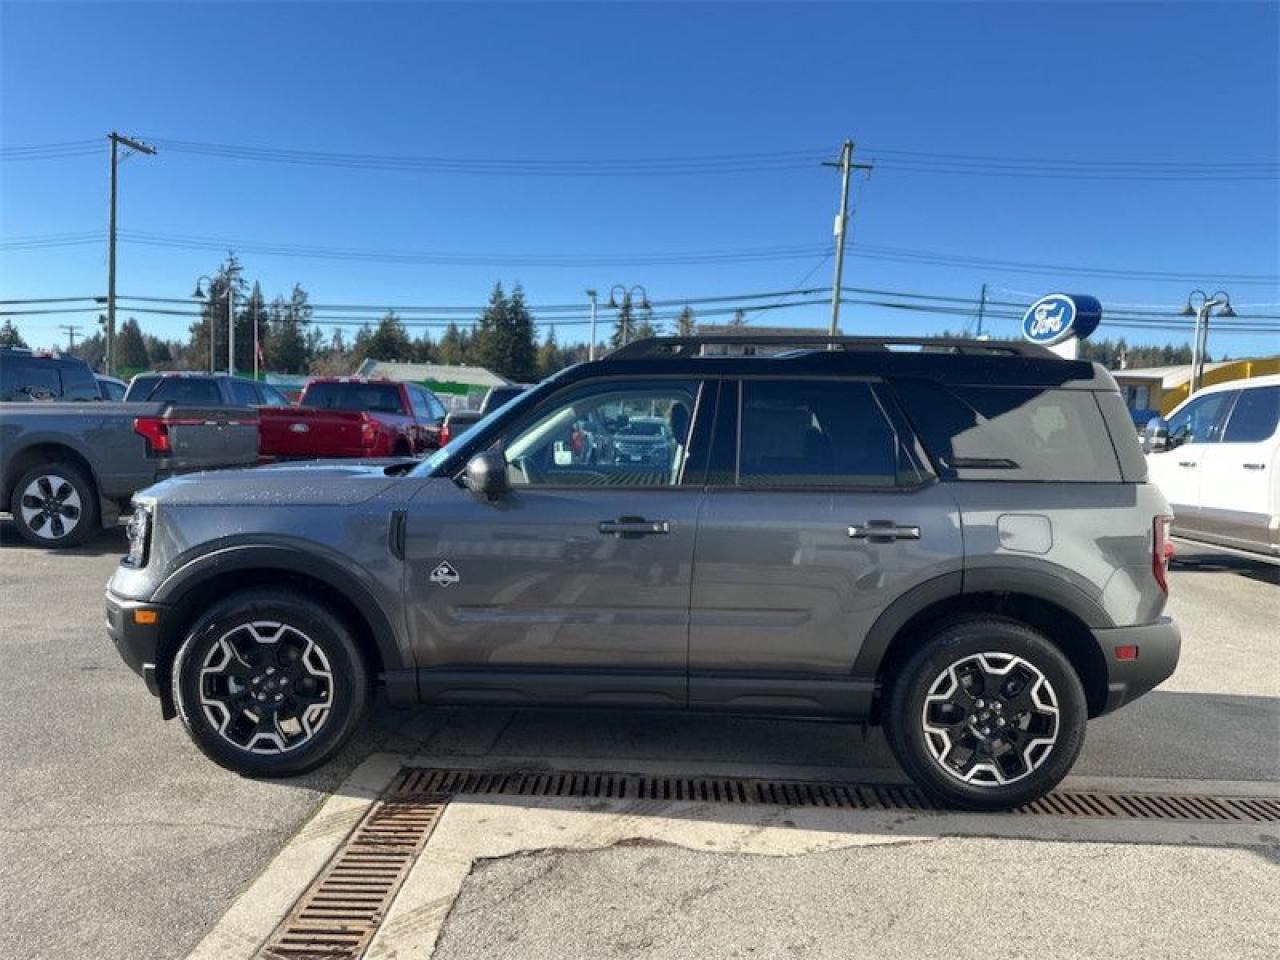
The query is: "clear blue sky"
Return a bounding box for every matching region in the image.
[2,1,1277,358]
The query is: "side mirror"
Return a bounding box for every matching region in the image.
[1143,417,1170,453]
[464,450,510,499]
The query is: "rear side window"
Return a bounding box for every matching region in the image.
[228,379,259,406]
[1222,386,1279,443]
[892,379,1121,482]
[58,362,99,401]
[144,377,222,405]
[738,379,904,488]
[0,357,61,400]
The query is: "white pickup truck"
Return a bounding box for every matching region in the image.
[1144,375,1280,563]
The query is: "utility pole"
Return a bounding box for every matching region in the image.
[975,283,988,338]
[823,139,873,338]
[586,289,599,361]
[106,132,156,377]
[58,324,82,352]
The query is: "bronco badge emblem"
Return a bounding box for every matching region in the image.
[429,561,461,587]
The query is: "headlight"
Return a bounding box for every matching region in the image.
[125,502,152,567]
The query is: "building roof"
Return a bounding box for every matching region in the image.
[1114,361,1237,389]
[354,359,508,388]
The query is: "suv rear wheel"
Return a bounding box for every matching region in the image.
[884,617,1087,810]
[9,461,99,547]
[172,588,369,777]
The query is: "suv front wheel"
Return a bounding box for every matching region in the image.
[172,588,370,777]
[884,617,1087,810]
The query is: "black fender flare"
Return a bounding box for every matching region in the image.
[152,543,408,675]
[853,567,1113,677]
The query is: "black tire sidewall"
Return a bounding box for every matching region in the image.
[885,617,1088,810]
[173,589,369,778]
[9,462,99,548]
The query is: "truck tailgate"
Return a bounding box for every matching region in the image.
[258,406,371,458]
[151,405,260,469]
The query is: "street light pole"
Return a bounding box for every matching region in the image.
[105,133,156,377]
[227,286,236,376]
[586,289,599,361]
[607,285,649,347]
[1181,289,1234,396]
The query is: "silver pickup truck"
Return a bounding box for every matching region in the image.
[1,402,259,547]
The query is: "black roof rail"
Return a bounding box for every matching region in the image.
[606,334,1060,360]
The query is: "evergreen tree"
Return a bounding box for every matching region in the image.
[437,322,469,365]
[610,296,634,348]
[0,318,28,348]
[264,287,313,374]
[144,336,173,366]
[189,254,247,372]
[632,301,660,341]
[537,325,564,378]
[353,312,413,363]
[729,308,748,327]
[73,331,107,370]
[412,332,435,363]
[115,318,150,371]
[674,305,696,337]
[473,283,538,381]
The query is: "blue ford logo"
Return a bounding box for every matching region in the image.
[1021,293,1102,346]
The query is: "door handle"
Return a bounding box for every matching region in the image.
[1177,460,1197,468]
[1243,463,1266,470]
[599,517,670,538]
[848,522,921,542]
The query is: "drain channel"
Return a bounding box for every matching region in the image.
[393,767,1280,824]
[255,767,1278,960]
[256,793,447,960]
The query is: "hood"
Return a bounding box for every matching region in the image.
[140,462,404,507]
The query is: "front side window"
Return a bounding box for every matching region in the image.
[1221,386,1280,443]
[738,379,900,488]
[1167,392,1233,447]
[501,380,700,488]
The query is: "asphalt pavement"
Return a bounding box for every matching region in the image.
[0,521,1275,960]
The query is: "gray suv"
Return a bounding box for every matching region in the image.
[105,335,1180,809]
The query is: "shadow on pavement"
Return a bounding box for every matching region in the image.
[1170,549,1279,586]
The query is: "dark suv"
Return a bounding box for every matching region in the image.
[0,347,100,402]
[105,335,1180,809]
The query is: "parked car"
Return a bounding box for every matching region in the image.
[95,375,129,402]
[124,372,292,408]
[1,400,260,547]
[1143,374,1279,562]
[0,346,101,402]
[258,377,446,460]
[439,383,529,445]
[610,415,676,466]
[105,334,1179,810]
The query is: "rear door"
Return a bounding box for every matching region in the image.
[1197,385,1280,551]
[688,378,962,715]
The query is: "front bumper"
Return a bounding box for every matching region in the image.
[105,589,169,699]
[1093,617,1182,715]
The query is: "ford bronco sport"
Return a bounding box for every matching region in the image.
[105,335,1181,809]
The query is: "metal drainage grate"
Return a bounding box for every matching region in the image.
[393,766,1280,824]
[257,793,447,960]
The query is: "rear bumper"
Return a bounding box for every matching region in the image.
[105,589,169,699]
[1093,617,1181,715]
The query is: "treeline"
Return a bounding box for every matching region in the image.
[55,255,689,382]
[1077,337,1206,368]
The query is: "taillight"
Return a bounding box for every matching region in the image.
[133,416,171,455]
[1153,514,1174,593]
[438,422,451,447]
[359,419,378,448]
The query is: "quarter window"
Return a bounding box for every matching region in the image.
[1222,386,1280,443]
[738,380,901,488]
[502,381,699,488]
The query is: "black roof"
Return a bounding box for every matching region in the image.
[571,335,1111,390]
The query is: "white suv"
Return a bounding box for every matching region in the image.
[1145,375,1280,562]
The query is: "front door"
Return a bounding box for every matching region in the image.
[1146,390,1235,531]
[1197,385,1279,550]
[404,376,712,707]
[689,378,962,715]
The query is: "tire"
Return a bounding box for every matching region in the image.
[172,588,370,777]
[8,461,99,548]
[883,616,1087,811]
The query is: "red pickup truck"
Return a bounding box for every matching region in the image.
[258,377,447,459]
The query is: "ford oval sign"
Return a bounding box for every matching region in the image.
[1021,293,1102,346]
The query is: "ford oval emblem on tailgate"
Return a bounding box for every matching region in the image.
[289,423,310,433]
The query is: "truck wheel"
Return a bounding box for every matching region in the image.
[883,617,1087,810]
[8,462,99,548]
[172,588,370,778]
